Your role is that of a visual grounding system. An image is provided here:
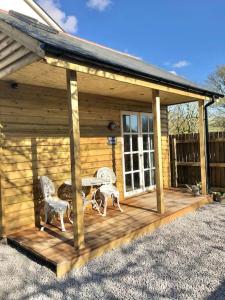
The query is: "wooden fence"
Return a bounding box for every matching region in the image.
[169,132,225,191]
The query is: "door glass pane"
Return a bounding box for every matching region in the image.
[149,134,154,150]
[126,174,132,192]
[151,169,155,185]
[125,154,131,172]
[133,154,139,171]
[143,135,149,150]
[123,115,130,132]
[132,135,138,152]
[124,135,130,152]
[144,152,149,169]
[150,152,155,167]
[131,115,138,132]
[123,113,155,194]
[149,116,153,132]
[142,115,148,132]
[133,172,140,189]
[144,170,150,187]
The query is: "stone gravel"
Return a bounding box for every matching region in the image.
[1,202,225,300]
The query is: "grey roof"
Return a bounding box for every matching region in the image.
[0,11,223,98]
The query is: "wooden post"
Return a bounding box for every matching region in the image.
[0,142,6,238]
[171,136,178,187]
[198,101,207,195]
[67,69,85,250]
[152,89,164,213]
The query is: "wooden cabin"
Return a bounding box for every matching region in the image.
[0,11,222,276]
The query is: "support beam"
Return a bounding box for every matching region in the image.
[46,57,209,101]
[198,101,207,195]
[171,136,178,188]
[152,89,164,213]
[67,69,85,250]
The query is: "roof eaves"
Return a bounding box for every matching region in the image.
[42,43,224,99]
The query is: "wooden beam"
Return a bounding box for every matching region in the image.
[176,162,225,168]
[152,89,164,213]
[0,32,7,42]
[171,136,178,187]
[46,57,209,101]
[198,101,207,194]
[0,145,6,238]
[177,162,200,167]
[0,41,22,60]
[0,37,14,52]
[0,52,40,79]
[0,23,45,57]
[67,69,85,250]
[0,47,30,69]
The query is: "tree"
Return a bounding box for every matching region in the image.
[168,102,199,135]
[207,65,225,131]
[168,65,225,134]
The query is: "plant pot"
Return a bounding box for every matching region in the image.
[213,194,225,202]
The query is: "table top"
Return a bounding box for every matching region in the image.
[64,177,107,187]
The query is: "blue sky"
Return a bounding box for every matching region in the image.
[37,0,225,85]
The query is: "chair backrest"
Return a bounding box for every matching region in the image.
[97,167,116,184]
[39,176,55,200]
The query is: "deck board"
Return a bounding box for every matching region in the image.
[7,189,212,277]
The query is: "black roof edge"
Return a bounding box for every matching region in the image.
[42,44,223,99]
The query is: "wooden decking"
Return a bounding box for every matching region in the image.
[7,189,212,277]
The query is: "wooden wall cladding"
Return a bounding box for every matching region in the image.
[0,81,170,235]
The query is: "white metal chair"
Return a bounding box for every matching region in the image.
[39,176,73,232]
[96,167,123,217]
[81,191,100,212]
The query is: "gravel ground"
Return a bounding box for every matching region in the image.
[1,203,225,300]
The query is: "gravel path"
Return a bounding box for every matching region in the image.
[1,203,225,300]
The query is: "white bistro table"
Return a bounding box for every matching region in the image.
[64,177,107,188]
[64,177,107,215]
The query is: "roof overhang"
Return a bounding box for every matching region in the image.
[43,44,223,100]
[0,13,223,103]
[0,18,44,78]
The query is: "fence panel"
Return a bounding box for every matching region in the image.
[169,132,225,191]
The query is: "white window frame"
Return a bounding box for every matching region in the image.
[121,111,156,198]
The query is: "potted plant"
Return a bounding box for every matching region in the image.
[212,191,225,202]
[185,182,201,196]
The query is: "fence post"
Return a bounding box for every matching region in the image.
[199,101,207,195]
[171,136,178,187]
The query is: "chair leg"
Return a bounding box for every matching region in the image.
[116,194,123,212]
[91,199,101,215]
[112,195,115,207]
[102,196,108,217]
[40,205,49,231]
[59,213,66,232]
[92,188,102,215]
[67,205,73,224]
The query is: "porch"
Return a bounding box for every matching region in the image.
[7,189,211,277]
[0,10,218,278]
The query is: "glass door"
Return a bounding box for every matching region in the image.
[122,112,155,197]
[141,113,155,188]
[122,113,142,196]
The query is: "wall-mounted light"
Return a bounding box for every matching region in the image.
[10,82,18,89]
[108,121,118,131]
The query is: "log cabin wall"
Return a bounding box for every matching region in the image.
[0,81,170,235]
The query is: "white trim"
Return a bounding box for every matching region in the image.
[121,111,156,198]
[24,0,63,32]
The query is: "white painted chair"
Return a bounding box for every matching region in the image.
[81,191,100,212]
[96,167,123,217]
[39,176,73,232]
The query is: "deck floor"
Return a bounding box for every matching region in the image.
[8,189,211,277]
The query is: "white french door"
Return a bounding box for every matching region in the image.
[121,112,155,197]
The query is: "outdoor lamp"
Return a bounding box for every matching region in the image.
[108,121,117,131]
